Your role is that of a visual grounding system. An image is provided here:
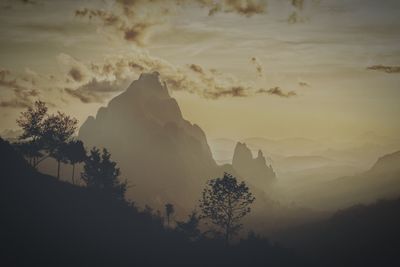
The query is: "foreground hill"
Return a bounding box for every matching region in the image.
[275,198,400,267]
[0,137,307,267]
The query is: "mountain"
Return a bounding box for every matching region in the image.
[286,150,400,210]
[79,72,217,211]
[232,142,276,190]
[77,73,319,232]
[369,150,400,174]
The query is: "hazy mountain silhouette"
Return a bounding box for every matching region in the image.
[291,150,400,210]
[78,73,278,213]
[369,150,400,174]
[79,72,218,210]
[232,142,275,190]
[76,73,324,234]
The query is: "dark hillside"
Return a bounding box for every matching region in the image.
[0,138,307,266]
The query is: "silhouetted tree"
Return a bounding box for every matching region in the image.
[199,173,255,246]
[16,100,47,167]
[165,203,175,227]
[64,140,86,184]
[41,112,78,179]
[176,211,201,241]
[81,147,127,201]
[15,101,78,176]
[13,140,43,167]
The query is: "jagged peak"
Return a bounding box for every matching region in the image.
[233,142,252,159]
[125,72,170,99]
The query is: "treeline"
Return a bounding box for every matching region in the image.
[0,101,310,266]
[11,101,256,245]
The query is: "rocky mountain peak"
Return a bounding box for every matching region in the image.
[232,142,276,190]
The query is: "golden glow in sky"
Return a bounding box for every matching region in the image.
[0,0,399,140]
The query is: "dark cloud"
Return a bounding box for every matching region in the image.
[68,67,84,82]
[250,57,263,77]
[367,65,400,74]
[205,86,248,99]
[64,78,122,103]
[188,64,205,75]
[122,23,152,44]
[75,8,119,26]
[257,87,297,98]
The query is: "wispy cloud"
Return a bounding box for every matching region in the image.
[0,69,40,108]
[367,65,400,74]
[298,81,310,87]
[250,57,263,77]
[257,87,297,98]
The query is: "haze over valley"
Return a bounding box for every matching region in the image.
[1,0,400,266]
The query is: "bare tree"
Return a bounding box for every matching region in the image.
[199,173,255,246]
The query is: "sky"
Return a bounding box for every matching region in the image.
[0,0,399,141]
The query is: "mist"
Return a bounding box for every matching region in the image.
[1,0,400,266]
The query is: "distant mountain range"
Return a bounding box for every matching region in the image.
[286,149,400,210]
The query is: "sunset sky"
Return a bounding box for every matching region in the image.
[1,0,399,141]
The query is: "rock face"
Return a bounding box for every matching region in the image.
[232,142,276,190]
[79,72,217,210]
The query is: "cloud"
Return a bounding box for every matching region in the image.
[0,69,39,107]
[206,0,267,17]
[64,78,123,103]
[0,69,26,91]
[367,65,400,74]
[298,81,310,87]
[188,64,205,75]
[257,87,297,98]
[75,0,267,46]
[205,86,248,99]
[250,57,263,77]
[57,51,301,103]
[75,2,163,46]
[68,67,85,82]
